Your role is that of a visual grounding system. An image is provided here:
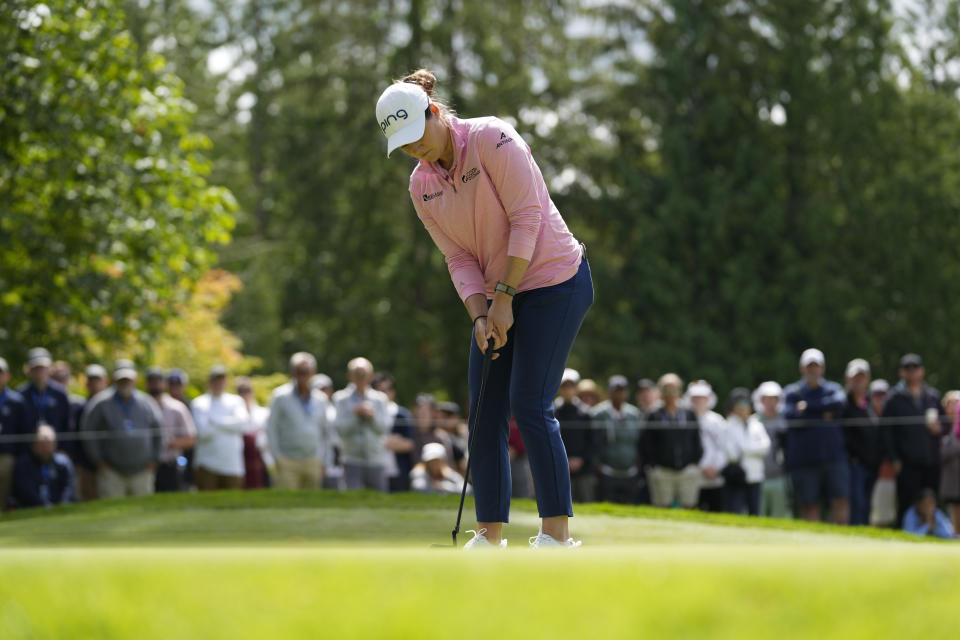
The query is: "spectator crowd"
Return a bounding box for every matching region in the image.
[0,346,957,539]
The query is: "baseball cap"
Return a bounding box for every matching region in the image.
[208,364,228,378]
[0,357,8,373]
[685,380,717,410]
[869,379,890,395]
[84,364,107,380]
[728,387,752,409]
[561,368,581,385]
[899,353,923,368]
[799,348,825,368]
[27,347,52,368]
[311,373,333,391]
[608,375,629,390]
[113,359,137,381]
[421,442,447,463]
[576,379,598,395]
[167,368,188,384]
[756,381,783,398]
[376,83,429,157]
[845,358,871,379]
[437,401,460,416]
[687,381,713,398]
[145,366,165,380]
[637,378,655,390]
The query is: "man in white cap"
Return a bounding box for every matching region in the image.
[0,356,29,509]
[783,348,849,523]
[841,358,882,525]
[752,381,790,518]
[686,380,726,513]
[555,368,594,502]
[81,361,163,498]
[410,442,466,495]
[18,347,71,442]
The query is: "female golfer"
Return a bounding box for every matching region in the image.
[376,69,593,549]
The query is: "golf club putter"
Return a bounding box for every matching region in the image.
[431,336,496,548]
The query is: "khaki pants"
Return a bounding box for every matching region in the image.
[648,464,702,508]
[195,466,244,491]
[97,466,155,499]
[0,453,15,510]
[274,455,322,490]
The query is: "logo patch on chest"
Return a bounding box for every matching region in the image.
[461,167,480,183]
[422,190,444,202]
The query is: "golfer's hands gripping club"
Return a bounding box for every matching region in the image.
[475,299,513,360]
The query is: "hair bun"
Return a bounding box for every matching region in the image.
[401,69,436,97]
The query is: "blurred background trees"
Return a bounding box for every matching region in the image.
[2,0,959,401]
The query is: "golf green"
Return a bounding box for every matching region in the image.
[0,491,956,639]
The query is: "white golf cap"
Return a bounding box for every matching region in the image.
[27,347,52,368]
[869,378,890,395]
[561,368,580,385]
[845,358,871,379]
[687,381,713,398]
[421,442,447,463]
[685,380,717,410]
[799,348,825,368]
[376,83,429,157]
[756,381,783,398]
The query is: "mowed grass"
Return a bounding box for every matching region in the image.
[1,492,958,639]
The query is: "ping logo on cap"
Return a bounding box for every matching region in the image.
[380,108,409,133]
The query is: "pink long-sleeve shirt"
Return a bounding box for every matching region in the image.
[409,116,582,302]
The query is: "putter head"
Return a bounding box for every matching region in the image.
[429,530,459,549]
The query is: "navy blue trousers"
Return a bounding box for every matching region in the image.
[468,258,594,522]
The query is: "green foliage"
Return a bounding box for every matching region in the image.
[151,269,261,384]
[0,0,236,368]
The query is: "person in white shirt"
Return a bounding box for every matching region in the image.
[686,380,727,513]
[191,365,249,490]
[722,388,771,515]
[333,357,390,491]
[267,353,332,490]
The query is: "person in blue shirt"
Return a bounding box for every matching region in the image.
[17,347,71,443]
[903,489,955,539]
[11,424,75,509]
[783,348,850,524]
[0,356,30,509]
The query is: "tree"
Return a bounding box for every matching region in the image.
[151,269,261,388]
[0,0,237,368]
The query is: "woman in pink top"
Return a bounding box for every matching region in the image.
[377,70,593,549]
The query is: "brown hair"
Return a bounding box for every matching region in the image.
[396,68,456,123]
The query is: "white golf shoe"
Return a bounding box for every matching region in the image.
[463,528,508,550]
[528,531,582,549]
